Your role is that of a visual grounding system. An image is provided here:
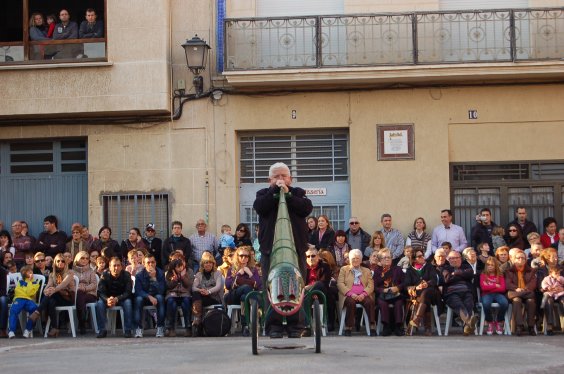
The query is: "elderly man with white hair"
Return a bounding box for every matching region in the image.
[254,162,313,338]
[337,249,376,336]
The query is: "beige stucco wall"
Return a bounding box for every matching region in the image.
[210,83,564,236]
[0,0,171,118]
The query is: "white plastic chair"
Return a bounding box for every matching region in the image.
[85,274,100,333]
[338,304,371,336]
[44,275,80,337]
[227,304,242,334]
[8,273,45,337]
[104,276,134,335]
[444,305,479,336]
[477,289,511,336]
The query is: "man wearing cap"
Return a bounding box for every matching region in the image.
[143,224,163,269]
[345,217,371,252]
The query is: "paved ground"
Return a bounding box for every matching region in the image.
[2,331,564,374]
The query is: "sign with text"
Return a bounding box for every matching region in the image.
[377,124,415,160]
[305,188,327,196]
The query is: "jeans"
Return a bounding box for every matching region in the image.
[9,298,37,332]
[95,298,133,332]
[481,293,509,322]
[0,296,8,330]
[134,295,165,329]
[166,296,191,329]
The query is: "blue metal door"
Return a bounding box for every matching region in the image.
[0,139,88,237]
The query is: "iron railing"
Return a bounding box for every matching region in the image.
[224,7,564,70]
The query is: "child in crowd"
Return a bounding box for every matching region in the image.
[125,249,143,276]
[218,224,235,256]
[479,257,508,335]
[491,226,506,251]
[8,265,40,339]
[218,247,235,278]
[46,14,56,38]
[541,266,564,335]
[397,246,413,270]
[6,260,17,274]
[477,242,491,264]
[95,255,108,277]
[529,243,544,268]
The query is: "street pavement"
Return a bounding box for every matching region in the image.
[1,331,564,374]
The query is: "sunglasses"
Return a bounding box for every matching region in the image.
[349,221,359,225]
[238,254,250,258]
[35,259,45,263]
[306,255,317,258]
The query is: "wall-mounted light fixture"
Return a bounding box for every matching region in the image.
[173,35,224,119]
[181,35,210,96]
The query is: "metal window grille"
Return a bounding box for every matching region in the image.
[6,139,87,174]
[451,161,564,238]
[453,188,501,237]
[240,132,349,183]
[311,205,346,231]
[102,193,170,242]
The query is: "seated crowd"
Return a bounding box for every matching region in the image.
[1,205,564,339]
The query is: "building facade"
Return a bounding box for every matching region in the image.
[1,0,563,241]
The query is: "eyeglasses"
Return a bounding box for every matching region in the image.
[238,254,250,258]
[306,255,317,258]
[448,257,461,260]
[508,229,517,232]
[35,259,45,263]
[349,221,359,225]
[55,260,64,263]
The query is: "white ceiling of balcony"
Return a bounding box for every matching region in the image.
[257,0,343,17]
[439,0,529,10]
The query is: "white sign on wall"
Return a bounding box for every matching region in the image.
[305,188,327,196]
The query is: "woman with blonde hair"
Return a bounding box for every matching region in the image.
[364,231,386,259]
[191,251,224,336]
[224,245,261,336]
[31,253,75,337]
[218,247,235,278]
[72,250,97,334]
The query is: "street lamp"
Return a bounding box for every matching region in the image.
[181,35,210,96]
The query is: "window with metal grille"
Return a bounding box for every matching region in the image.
[451,161,564,239]
[311,205,346,231]
[7,139,87,174]
[240,132,349,183]
[102,193,170,243]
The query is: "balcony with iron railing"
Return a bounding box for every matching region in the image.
[223,7,564,89]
